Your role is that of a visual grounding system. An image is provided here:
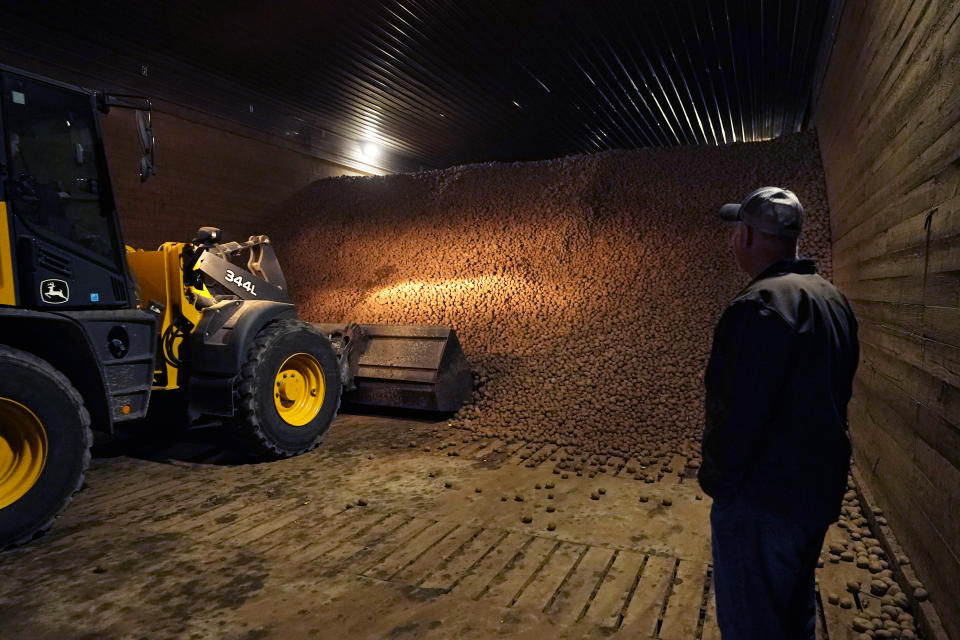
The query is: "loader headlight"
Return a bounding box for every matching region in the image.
[107,326,130,359]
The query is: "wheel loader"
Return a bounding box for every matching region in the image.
[0,65,472,548]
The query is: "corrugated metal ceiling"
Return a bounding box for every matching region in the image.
[0,0,837,172]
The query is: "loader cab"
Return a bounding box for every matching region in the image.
[0,68,132,309]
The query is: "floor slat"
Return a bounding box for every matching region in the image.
[455,532,530,600]
[393,525,480,586]
[583,548,646,629]
[365,521,455,581]
[658,559,710,640]
[481,536,557,606]
[419,528,506,591]
[618,554,676,637]
[512,541,584,612]
[546,546,615,625]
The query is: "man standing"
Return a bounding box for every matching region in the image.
[698,187,859,639]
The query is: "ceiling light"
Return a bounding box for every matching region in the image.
[360,141,380,159]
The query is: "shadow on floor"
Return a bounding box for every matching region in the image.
[92,403,453,466]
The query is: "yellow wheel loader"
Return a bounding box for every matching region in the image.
[0,66,472,548]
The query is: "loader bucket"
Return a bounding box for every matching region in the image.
[313,324,473,412]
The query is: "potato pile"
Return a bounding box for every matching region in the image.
[820,482,922,639]
[274,132,832,461]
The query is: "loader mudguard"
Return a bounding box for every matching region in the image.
[0,308,156,432]
[185,299,297,419]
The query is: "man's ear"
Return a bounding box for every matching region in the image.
[743,224,754,248]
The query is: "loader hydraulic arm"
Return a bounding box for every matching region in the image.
[187,228,291,304]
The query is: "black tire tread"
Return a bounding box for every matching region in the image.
[231,319,340,459]
[0,344,92,549]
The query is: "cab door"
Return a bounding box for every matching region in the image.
[0,70,131,310]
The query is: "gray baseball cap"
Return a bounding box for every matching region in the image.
[718,186,804,237]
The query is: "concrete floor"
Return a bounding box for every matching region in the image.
[0,414,924,639]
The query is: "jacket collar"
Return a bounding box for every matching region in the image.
[748,257,817,286]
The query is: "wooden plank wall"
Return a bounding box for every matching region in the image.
[815,1,960,637]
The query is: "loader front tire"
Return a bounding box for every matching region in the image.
[230,320,341,458]
[0,346,92,549]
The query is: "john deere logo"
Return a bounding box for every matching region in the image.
[40,279,70,304]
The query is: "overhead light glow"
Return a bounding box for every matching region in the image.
[360,141,380,159]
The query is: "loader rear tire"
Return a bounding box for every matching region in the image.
[230,320,341,459]
[0,346,92,549]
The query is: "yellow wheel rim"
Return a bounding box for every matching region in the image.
[273,353,325,427]
[0,397,48,510]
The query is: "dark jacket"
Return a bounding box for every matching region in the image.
[698,258,859,525]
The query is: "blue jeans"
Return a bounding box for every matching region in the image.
[710,493,828,640]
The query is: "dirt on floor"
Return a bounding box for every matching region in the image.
[0,414,926,640]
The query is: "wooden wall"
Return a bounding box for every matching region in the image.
[816,1,960,636]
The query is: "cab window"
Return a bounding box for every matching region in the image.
[2,73,118,265]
